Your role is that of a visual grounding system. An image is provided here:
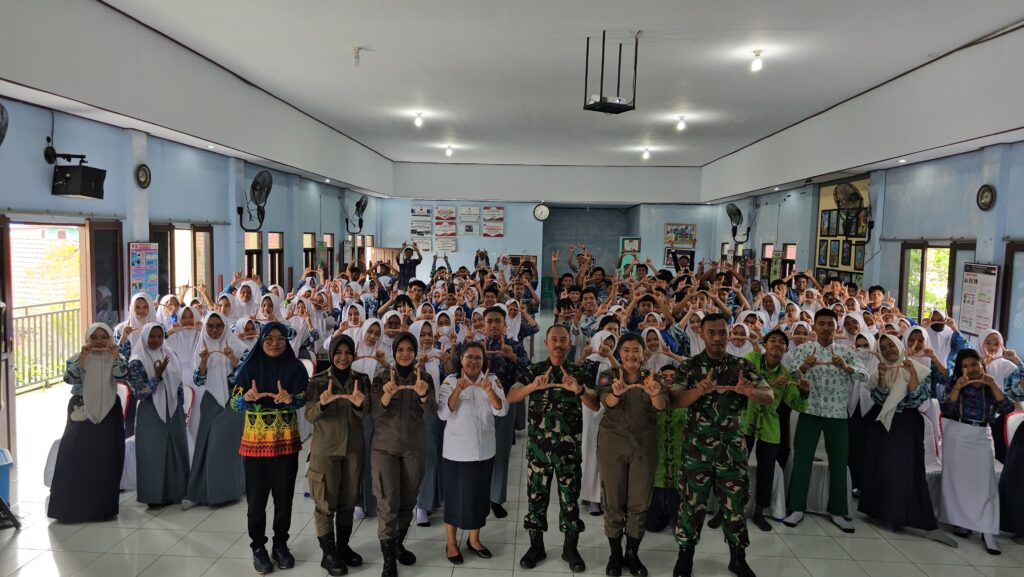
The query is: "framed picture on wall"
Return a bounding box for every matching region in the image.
[827,209,840,236]
[854,243,866,271]
[855,209,869,238]
[817,239,828,266]
[829,240,840,267]
[664,223,696,246]
[665,248,695,270]
[815,267,828,285]
[841,240,852,267]
[819,211,830,238]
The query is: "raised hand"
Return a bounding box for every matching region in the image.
[1005,349,1021,365]
[531,366,553,391]
[561,373,583,396]
[222,345,234,359]
[244,379,272,402]
[478,371,494,391]
[611,368,629,397]
[339,378,365,407]
[414,367,429,397]
[501,343,515,360]
[273,380,293,405]
[696,371,716,396]
[320,375,344,405]
[794,372,811,392]
[733,370,754,397]
[642,371,661,397]
[80,344,93,357]
[154,356,170,378]
[383,366,399,396]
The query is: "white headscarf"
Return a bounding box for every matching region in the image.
[236,281,262,317]
[232,317,259,354]
[130,322,182,423]
[256,293,284,322]
[436,310,464,353]
[195,311,244,406]
[156,294,180,329]
[587,331,618,373]
[727,323,754,357]
[217,293,243,325]
[410,320,440,400]
[902,326,932,367]
[165,305,201,387]
[504,299,523,341]
[925,310,955,365]
[788,321,812,351]
[642,327,674,373]
[875,334,931,431]
[978,329,1019,390]
[380,310,402,349]
[759,294,783,327]
[849,330,879,417]
[685,311,705,356]
[79,323,118,424]
[353,319,385,377]
[122,292,156,352]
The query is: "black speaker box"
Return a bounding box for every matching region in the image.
[52,165,106,200]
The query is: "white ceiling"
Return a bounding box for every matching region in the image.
[101,0,1024,167]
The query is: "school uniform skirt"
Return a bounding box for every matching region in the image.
[443,457,494,530]
[48,397,124,524]
[857,407,937,530]
[1000,422,1024,535]
[939,418,1000,534]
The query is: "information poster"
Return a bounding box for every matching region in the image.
[411,204,433,240]
[129,242,159,297]
[435,206,457,221]
[460,221,480,236]
[959,263,999,335]
[482,221,505,238]
[482,206,504,221]
[436,237,457,253]
[434,220,457,237]
[459,206,480,221]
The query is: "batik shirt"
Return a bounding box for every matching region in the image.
[675,352,768,439]
[227,348,307,458]
[787,341,870,419]
[939,383,1013,424]
[870,374,933,411]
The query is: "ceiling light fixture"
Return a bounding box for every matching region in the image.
[325,179,331,183]
[676,116,687,131]
[751,50,764,72]
[445,146,453,157]
[414,113,423,128]
[774,187,780,191]
[206,144,216,150]
[898,158,907,163]
[642,148,650,160]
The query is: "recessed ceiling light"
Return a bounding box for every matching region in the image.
[751,50,764,72]
[676,116,686,131]
[642,148,650,160]
[206,144,216,149]
[325,179,331,183]
[445,146,453,157]
[898,159,907,163]
[414,113,423,128]
[774,187,780,191]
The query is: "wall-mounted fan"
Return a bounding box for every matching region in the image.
[726,202,750,243]
[238,170,273,232]
[833,182,864,237]
[0,103,8,149]
[346,194,369,234]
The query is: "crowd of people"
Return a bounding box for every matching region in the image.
[45,241,1024,577]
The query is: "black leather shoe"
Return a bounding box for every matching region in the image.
[727,546,756,577]
[380,540,397,577]
[751,511,772,532]
[271,544,295,570]
[606,536,623,577]
[318,534,347,576]
[253,547,274,575]
[491,502,508,519]
[447,545,464,565]
[395,530,416,566]
[336,542,363,567]
[562,532,586,572]
[520,530,546,569]
[468,544,493,559]
[624,536,648,577]
[707,511,723,529]
[673,545,694,577]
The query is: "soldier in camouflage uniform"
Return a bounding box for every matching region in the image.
[507,324,599,572]
[671,314,774,577]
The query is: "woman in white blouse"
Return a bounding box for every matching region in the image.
[437,341,509,564]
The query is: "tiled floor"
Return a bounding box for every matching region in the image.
[8,387,1024,576]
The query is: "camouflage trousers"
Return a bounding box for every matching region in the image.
[675,431,750,548]
[524,437,584,535]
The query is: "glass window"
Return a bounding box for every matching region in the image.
[192,226,213,294]
[1007,250,1024,348]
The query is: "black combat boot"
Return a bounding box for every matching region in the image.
[606,536,623,576]
[728,545,756,577]
[673,545,695,577]
[395,529,416,565]
[520,529,546,569]
[624,535,648,577]
[336,521,363,567]
[379,539,397,577]
[562,532,586,572]
[318,533,347,576]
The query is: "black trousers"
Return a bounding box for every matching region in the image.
[746,436,780,510]
[245,453,299,550]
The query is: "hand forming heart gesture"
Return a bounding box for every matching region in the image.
[243,379,275,402]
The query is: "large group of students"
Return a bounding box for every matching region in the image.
[45,240,1024,577]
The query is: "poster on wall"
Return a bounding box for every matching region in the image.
[411,205,433,218]
[436,237,457,253]
[434,220,457,237]
[959,263,999,336]
[461,222,480,236]
[129,242,159,297]
[664,223,696,246]
[482,206,505,221]
[482,221,505,237]
[435,206,457,221]
[413,238,432,252]
[664,248,695,269]
[458,206,480,221]
[410,218,433,239]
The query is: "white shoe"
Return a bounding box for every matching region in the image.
[415,508,430,527]
[354,507,366,520]
[830,515,855,533]
[983,533,1002,555]
[181,499,197,511]
[782,511,804,527]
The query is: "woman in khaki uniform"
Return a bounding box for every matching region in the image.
[305,334,370,576]
[596,332,670,577]
[371,332,436,577]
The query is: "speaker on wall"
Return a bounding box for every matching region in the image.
[52,165,106,200]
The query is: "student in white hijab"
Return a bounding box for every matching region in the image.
[925,309,968,376]
[582,330,619,515]
[410,319,444,527]
[233,317,260,354]
[726,323,757,357]
[48,323,127,524]
[115,292,156,357]
[186,311,245,507]
[847,331,878,497]
[642,327,678,373]
[236,280,262,317]
[353,318,385,520]
[978,329,1024,462]
[127,322,190,506]
[157,294,181,329]
[165,305,201,387]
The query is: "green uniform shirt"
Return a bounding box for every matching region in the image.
[741,352,809,444]
[654,408,688,488]
[516,360,597,446]
[675,352,768,438]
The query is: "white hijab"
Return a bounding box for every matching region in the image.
[410,320,441,399]
[217,293,243,325]
[685,311,705,356]
[353,319,385,377]
[79,323,118,424]
[978,329,1019,390]
[195,311,244,406]
[165,305,200,387]
[156,294,180,329]
[643,327,674,373]
[587,331,618,373]
[123,292,156,352]
[727,323,754,357]
[130,322,182,423]
[875,334,931,431]
[436,310,464,353]
[504,299,523,341]
[237,281,262,317]
[925,310,955,366]
[903,326,932,367]
[232,317,259,354]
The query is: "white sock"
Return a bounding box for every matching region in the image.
[983,533,1001,552]
[831,515,854,531]
[354,506,366,520]
[416,508,429,524]
[783,511,804,525]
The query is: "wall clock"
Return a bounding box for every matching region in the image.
[976,184,995,211]
[135,164,152,189]
[533,203,550,221]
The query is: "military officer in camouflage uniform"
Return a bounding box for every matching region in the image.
[507,324,599,572]
[672,313,774,577]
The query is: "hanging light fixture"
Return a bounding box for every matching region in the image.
[414,113,423,127]
[676,116,686,131]
[751,50,764,72]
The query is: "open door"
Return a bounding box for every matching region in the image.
[0,216,15,458]
[84,219,124,327]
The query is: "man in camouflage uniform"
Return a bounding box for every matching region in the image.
[672,313,774,577]
[508,324,599,572]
